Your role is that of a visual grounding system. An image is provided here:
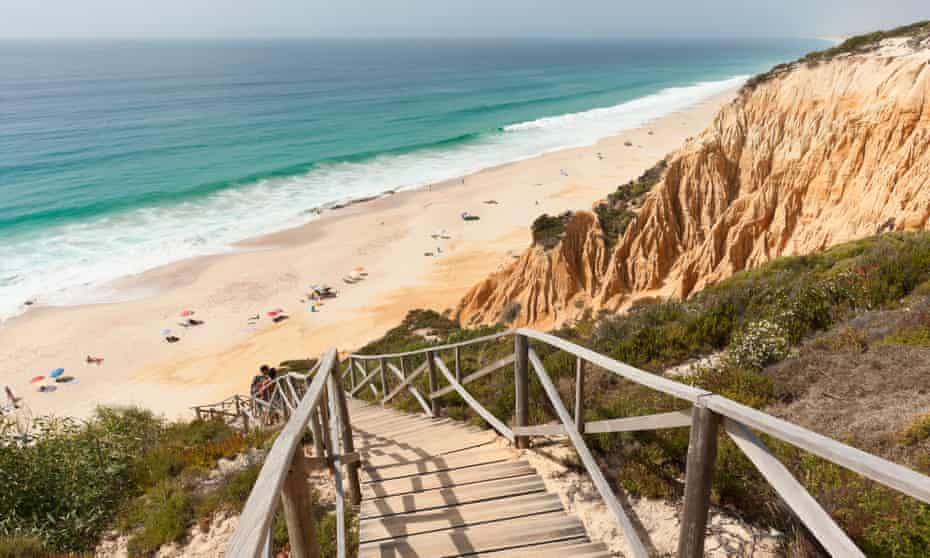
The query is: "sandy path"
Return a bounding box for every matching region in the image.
[0,92,734,419]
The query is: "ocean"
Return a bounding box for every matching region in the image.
[0,38,826,321]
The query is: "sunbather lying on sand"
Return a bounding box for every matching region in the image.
[86,356,104,365]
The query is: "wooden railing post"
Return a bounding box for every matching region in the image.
[677,403,721,558]
[349,357,357,391]
[574,357,585,434]
[454,347,462,382]
[319,391,333,453]
[310,405,325,458]
[280,450,321,558]
[379,357,388,402]
[331,355,362,506]
[427,351,441,417]
[514,334,529,449]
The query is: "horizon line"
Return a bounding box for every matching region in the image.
[0,34,832,42]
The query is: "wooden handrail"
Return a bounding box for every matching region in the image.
[226,348,360,558]
[351,328,930,558]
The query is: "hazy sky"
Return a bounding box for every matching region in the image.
[1,0,927,40]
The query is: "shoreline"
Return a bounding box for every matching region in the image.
[0,89,737,420]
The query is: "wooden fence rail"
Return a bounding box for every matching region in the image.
[212,327,930,557]
[348,328,930,558]
[224,348,361,558]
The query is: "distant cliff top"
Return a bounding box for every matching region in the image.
[744,20,930,91]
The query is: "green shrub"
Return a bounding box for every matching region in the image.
[0,406,270,554]
[594,159,666,246]
[726,320,790,370]
[126,480,193,557]
[0,537,47,558]
[900,414,930,446]
[531,212,572,249]
[879,325,930,347]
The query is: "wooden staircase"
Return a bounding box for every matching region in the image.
[349,399,612,557]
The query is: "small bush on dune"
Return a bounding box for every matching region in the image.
[126,480,193,556]
[0,537,47,558]
[726,319,790,370]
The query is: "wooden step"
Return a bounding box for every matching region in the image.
[360,492,564,543]
[364,461,536,499]
[360,446,515,482]
[360,475,548,519]
[468,541,613,557]
[358,512,589,558]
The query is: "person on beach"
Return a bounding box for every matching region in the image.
[250,365,267,399]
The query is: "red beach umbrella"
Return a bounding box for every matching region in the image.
[180,309,195,317]
[30,375,45,383]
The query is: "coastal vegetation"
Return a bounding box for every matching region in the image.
[0,407,273,554]
[593,158,666,246]
[357,231,930,556]
[0,406,351,557]
[744,20,930,90]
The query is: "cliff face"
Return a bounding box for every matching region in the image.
[457,37,930,327]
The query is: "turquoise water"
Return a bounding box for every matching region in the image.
[0,38,825,319]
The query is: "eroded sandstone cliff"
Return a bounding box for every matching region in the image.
[457,35,930,328]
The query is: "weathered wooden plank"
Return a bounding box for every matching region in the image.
[725,419,864,557]
[427,351,441,416]
[359,446,514,482]
[512,424,566,436]
[385,362,432,416]
[352,329,514,360]
[357,512,587,558]
[364,461,537,499]
[527,348,649,558]
[677,404,720,558]
[518,329,709,403]
[431,354,515,398]
[707,396,930,505]
[227,348,337,558]
[512,410,693,437]
[514,335,529,449]
[585,409,693,434]
[280,452,320,558]
[359,475,546,519]
[433,356,515,442]
[359,492,564,543]
[574,357,585,433]
[472,541,612,558]
[349,364,382,397]
[330,357,361,506]
[326,376,347,558]
[382,360,429,403]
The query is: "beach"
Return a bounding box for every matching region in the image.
[0,90,735,420]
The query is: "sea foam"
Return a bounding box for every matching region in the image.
[0,74,746,322]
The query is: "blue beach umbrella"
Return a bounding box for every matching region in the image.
[50,368,64,378]
[161,329,172,336]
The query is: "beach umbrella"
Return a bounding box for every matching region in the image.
[50,368,64,379]
[180,309,195,317]
[161,329,172,336]
[30,375,45,383]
